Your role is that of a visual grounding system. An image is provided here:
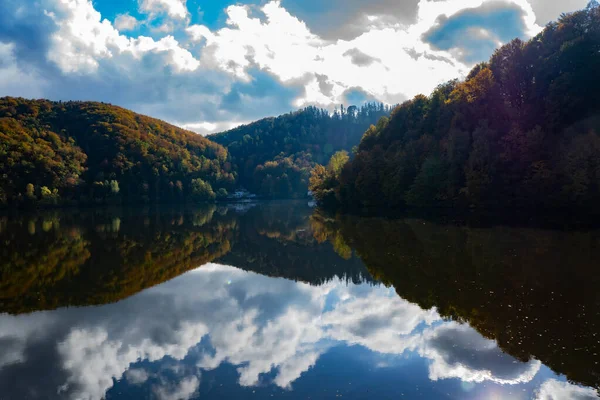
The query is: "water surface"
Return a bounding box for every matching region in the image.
[0,202,598,399]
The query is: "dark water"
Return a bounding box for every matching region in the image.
[0,202,599,400]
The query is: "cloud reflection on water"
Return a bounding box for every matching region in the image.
[0,263,554,399]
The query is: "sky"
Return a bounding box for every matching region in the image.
[0,0,588,135]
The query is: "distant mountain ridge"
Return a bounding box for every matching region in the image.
[0,98,394,207]
[209,103,393,198]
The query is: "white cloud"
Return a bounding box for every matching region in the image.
[193,272,329,388]
[186,0,543,108]
[46,0,199,74]
[57,321,208,400]
[417,0,540,36]
[114,13,139,31]
[181,120,249,135]
[536,379,599,400]
[0,42,46,98]
[528,0,588,24]
[152,376,200,400]
[321,290,438,354]
[421,0,542,63]
[47,0,129,73]
[272,351,321,388]
[0,311,56,370]
[127,35,200,72]
[140,0,188,20]
[280,0,421,40]
[124,368,150,385]
[419,322,541,385]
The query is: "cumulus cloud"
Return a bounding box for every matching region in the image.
[321,289,438,354]
[283,0,565,41]
[0,311,56,370]
[180,121,248,136]
[419,323,541,385]
[114,13,139,31]
[343,48,381,67]
[46,0,199,74]
[0,264,548,400]
[186,1,462,107]
[124,368,151,385]
[423,0,541,63]
[0,338,25,370]
[535,379,599,400]
[0,42,46,98]
[140,0,188,20]
[281,0,421,40]
[528,0,588,24]
[152,376,200,400]
[57,321,208,400]
[0,0,294,132]
[0,0,566,134]
[186,0,545,108]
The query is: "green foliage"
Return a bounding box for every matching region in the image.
[0,98,236,207]
[309,151,351,207]
[253,152,313,198]
[216,188,228,199]
[405,157,447,207]
[210,103,393,197]
[39,186,60,205]
[331,5,600,213]
[327,150,350,177]
[110,180,120,194]
[40,186,52,197]
[25,183,35,200]
[191,178,216,202]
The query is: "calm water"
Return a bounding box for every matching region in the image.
[0,202,599,400]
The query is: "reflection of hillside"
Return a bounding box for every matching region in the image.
[0,203,373,315]
[0,216,91,304]
[0,207,236,314]
[334,216,600,391]
[216,203,373,285]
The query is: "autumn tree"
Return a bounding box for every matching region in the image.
[318,4,600,215]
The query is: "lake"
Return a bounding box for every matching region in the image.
[0,202,599,399]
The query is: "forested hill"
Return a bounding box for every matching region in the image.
[311,3,600,214]
[0,98,236,207]
[209,103,392,198]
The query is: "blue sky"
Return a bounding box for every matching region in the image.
[0,0,588,134]
[93,0,259,31]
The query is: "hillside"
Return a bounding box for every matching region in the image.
[210,103,392,198]
[0,98,236,207]
[311,4,600,214]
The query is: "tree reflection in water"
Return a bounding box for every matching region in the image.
[0,203,598,398]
